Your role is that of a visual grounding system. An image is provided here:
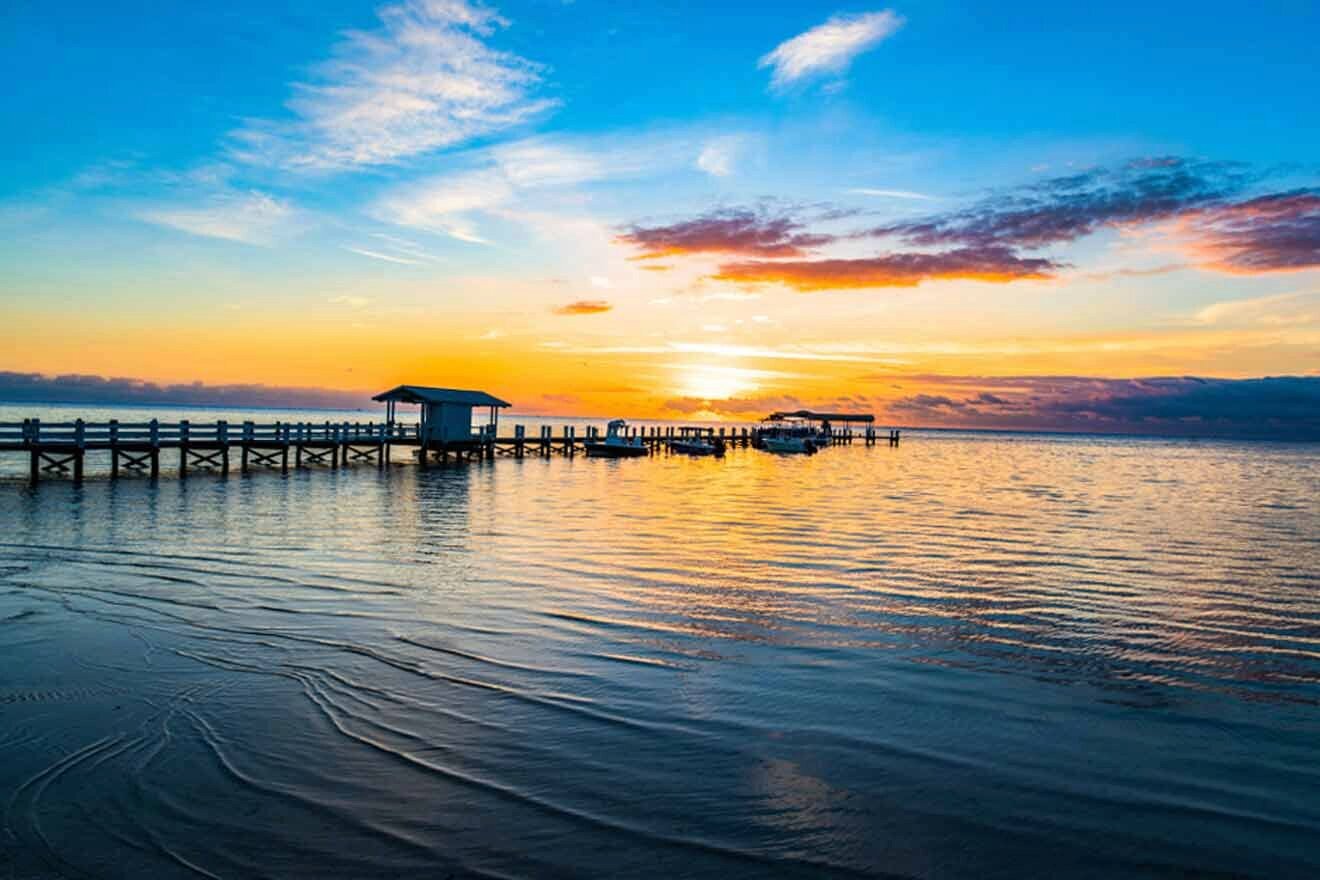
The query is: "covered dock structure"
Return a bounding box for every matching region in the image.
[373,385,512,461]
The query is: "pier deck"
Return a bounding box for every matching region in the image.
[1,419,900,484]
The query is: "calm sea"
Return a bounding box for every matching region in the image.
[2,404,1318,878]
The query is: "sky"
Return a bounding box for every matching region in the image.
[2,0,1319,436]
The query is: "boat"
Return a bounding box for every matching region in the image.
[584,419,649,458]
[757,417,818,454]
[761,433,817,454]
[669,432,725,456]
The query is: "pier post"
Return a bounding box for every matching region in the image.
[110,420,120,479]
[179,420,190,478]
[242,422,253,472]
[73,419,85,484]
[29,420,39,484]
[149,420,160,478]
[218,420,230,475]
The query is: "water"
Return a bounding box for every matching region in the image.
[2,409,1318,878]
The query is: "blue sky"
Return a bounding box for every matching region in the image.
[2,1,1318,432]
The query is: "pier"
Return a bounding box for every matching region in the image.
[0,418,900,485]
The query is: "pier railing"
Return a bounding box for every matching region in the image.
[0,419,419,448]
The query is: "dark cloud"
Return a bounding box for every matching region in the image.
[872,157,1255,249]
[0,371,370,410]
[614,158,1318,292]
[617,209,834,259]
[1182,189,1320,272]
[883,375,1320,439]
[712,246,1059,290]
[553,299,612,315]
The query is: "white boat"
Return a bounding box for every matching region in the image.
[669,434,725,456]
[584,419,649,458]
[761,434,816,454]
[758,418,818,454]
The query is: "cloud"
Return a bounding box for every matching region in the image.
[847,188,934,200]
[1176,190,1320,273]
[229,0,554,171]
[136,191,297,245]
[553,299,612,315]
[712,246,1059,290]
[873,157,1255,250]
[0,371,370,410]
[1192,289,1320,326]
[696,136,744,177]
[372,168,511,241]
[759,10,904,89]
[344,246,424,265]
[880,375,1320,439]
[617,208,834,259]
[372,132,688,237]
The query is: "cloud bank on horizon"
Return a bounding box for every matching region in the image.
[2,0,1318,436]
[6,371,1319,439]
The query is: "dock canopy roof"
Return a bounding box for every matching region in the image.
[373,385,511,408]
[768,410,874,423]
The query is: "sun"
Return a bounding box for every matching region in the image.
[676,364,760,400]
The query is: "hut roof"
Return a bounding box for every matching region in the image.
[372,385,511,407]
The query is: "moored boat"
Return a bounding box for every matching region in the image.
[757,417,818,454]
[669,434,725,456]
[584,419,649,457]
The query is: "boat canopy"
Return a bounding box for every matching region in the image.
[767,410,874,424]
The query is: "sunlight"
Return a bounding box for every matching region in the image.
[675,364,762,400]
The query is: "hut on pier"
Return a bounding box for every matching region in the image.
[373,385,511,454]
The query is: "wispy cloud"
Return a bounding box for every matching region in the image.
[229,0,554,171]
[344,246,424,265]
[847,188,934,200]
[760,10,904,90]
[1193,290,1320,326]
[696,136,745,177]
[553,299,613,315]
[372,133,689,238]
[136,191,298,245]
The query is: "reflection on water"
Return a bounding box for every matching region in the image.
[2,433,1319,878]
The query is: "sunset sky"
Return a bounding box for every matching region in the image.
[3,1,1319,435]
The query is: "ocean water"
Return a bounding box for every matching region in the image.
[1,409,1318,878]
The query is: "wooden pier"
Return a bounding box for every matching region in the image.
[1,418,901,485]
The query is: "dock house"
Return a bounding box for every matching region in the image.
[373,385,511,458]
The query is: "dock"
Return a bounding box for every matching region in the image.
[0,418,901,485]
